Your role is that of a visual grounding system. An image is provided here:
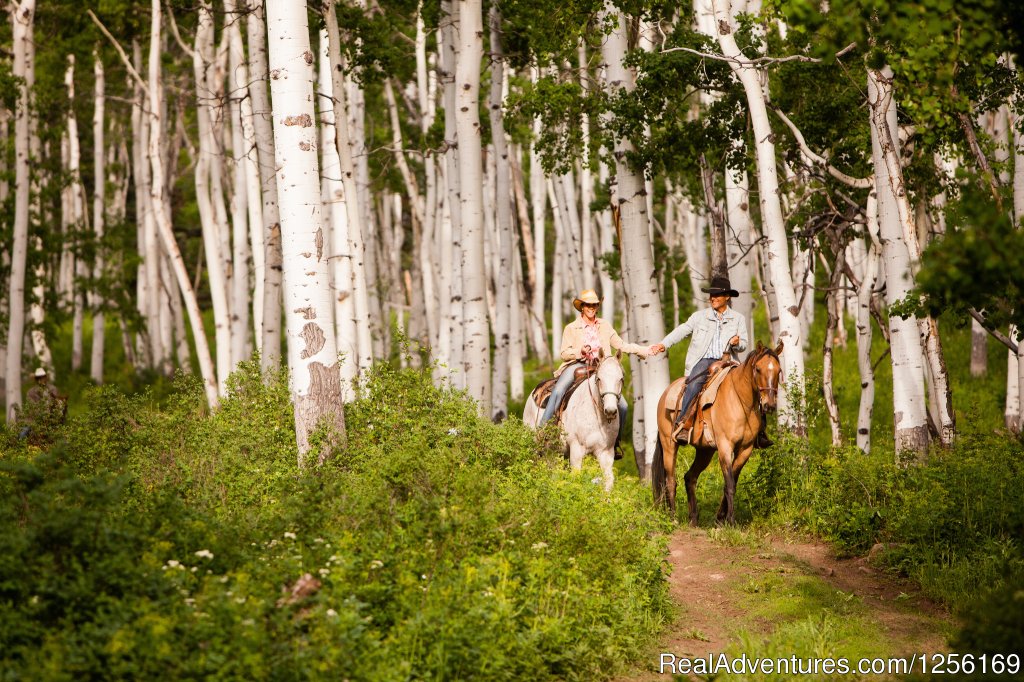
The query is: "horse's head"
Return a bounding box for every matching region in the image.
[751,340,784,412]
[595,354,624,420]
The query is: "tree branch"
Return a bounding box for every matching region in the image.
[770,105,873,189]
[659,42,856,68]
[87,10,148,96]
[164,1,196,58]
[968,307,1018,353]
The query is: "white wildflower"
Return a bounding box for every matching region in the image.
[283,532,297,540]
[219,576,230,584]
[318,568,330,577]
[234,597,246,604]
[194,549,214,560]
[531,542,548,551]
[313,537,325,544]
[369,560,384,570]
[242,619,255,627]
[447,428,459,436]
[326,609,338,617]
[190,566,198,573]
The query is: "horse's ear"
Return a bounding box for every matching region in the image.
[775,340,784,355]
[756,340,764,353]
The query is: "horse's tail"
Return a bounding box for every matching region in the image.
[651,436,667,508]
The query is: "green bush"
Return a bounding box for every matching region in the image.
[0,362,672,680]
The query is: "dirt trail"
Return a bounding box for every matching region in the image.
[621,527,953,681]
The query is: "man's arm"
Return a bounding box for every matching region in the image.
[661,312,698,349]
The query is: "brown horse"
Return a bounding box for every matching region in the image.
[652,341,784,525]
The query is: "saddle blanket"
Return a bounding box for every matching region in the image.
[666,365,736,413]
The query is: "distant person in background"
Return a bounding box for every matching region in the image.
[18,367,65,440]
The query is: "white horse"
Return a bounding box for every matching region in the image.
[524,354,625,491]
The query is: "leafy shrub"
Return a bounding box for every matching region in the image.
[0,362,672,680]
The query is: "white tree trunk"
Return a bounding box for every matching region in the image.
[141,1,219,404]
[440,0,464,387]
[455,0,491,414]
[868,66,930,455]
[192,1,232,393]
[226,0,252,368]
[324,7,374,377]
[852,192,881,453]
[68,56,86,374]
[1006,107,1024,431]
[266,0,345,462]
[489,5,512,421]
[712,0,805,428]
[724,162,755,342]
[5,0,35,422]
[318,30,358,400]
[90,50,106,383]
[601,4,669,477]
[246,0,283,371]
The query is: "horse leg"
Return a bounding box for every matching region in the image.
[684,446,715,526]
[567,439,585,472]
[662,432,680,518]
[718,444,755,524]
[716,442,737,525]
[597,447,615,492]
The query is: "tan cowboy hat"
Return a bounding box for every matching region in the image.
[572,289,602,312]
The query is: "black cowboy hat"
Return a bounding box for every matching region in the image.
[700,276,739,298]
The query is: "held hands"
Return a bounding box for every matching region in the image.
[729,335,740,347]
[648,343,666,356]
[581,344,597,361]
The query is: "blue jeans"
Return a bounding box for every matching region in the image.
[540,363,583,426]
[677,357,716,424]
[540,362,628,440]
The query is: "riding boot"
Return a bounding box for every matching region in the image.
[672,403,698,444]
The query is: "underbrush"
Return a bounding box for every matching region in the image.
[0,362,671,680]
[745,429,1024,659]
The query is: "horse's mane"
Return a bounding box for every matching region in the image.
[743,344,780,368]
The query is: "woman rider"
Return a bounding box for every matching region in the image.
[538,290,651,450]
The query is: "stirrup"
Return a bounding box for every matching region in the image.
[672,420,691,444]
[755,431,773,448]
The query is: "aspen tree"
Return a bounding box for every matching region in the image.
[5,0,35,422]
[266,0,345,462]
[91,50,106,383]
[489,4,512,421]
[867,66,930,454]
[324,4,373,376]
[90,2,219,406]
[710,0,805,429]
[246,0,283,371]
[455,0,491,414]
[225,0,252,367]
[600,3,669,476]
[318,29,358,401]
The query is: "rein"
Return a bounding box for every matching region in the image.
[752,351,781,411]
[588,357,622,422]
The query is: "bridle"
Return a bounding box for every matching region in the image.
[589,356,622,421]
[753,352,782,411]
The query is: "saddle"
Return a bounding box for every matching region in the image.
[531,363,597,424]
[673,355,738,444]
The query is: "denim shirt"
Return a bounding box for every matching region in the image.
[660,307,749,375]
